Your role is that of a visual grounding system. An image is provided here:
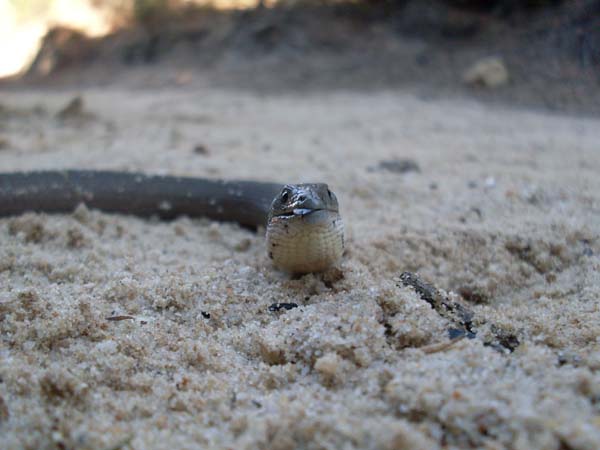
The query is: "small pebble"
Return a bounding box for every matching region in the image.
[193,144,209,155]
[484,177,496,188]
[268,303,298,312]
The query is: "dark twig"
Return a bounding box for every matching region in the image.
[399,271,474,334]
[105,315,135,321]
[399,272,520,352]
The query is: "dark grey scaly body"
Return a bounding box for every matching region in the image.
[0,170,344,273]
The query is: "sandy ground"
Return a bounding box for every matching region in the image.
[0,88,599,449]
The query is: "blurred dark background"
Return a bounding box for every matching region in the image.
[2,0,600,114]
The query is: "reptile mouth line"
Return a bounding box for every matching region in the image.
[276,208,337,218]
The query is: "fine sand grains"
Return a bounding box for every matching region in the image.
[0,89,599,449]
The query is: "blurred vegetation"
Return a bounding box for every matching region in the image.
[134,0,170,20]
[132,0,171,27]
[8,0,567,24]
[448,0,562,7]
[446,0,564,14]
[4,0,573,40]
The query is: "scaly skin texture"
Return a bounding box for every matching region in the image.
[0,172,344,274]
[266,184,344,274]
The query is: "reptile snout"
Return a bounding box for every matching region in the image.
[266,184,344,274]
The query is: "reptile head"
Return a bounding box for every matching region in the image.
[268,184,339,220]
[266,184,344,274]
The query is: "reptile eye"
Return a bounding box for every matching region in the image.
[281,191,289,203]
